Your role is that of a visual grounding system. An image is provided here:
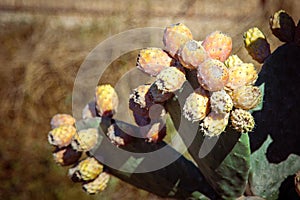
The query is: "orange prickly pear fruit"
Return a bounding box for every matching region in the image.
[202,31,232,62]
[137,47,174,76]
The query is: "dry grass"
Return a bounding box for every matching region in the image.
[0,0,298,199]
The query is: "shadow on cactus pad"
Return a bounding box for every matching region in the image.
[251,43,300,163]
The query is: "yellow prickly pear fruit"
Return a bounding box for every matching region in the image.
[155,66,186,93]
[183,87,210,122]
[52,146,82,166]
[69,157,103,181]
[50,114,75,129]
[224,54,243,68]
[197,58,229,92]
[231,85,262,110]
[230,109,255,133]
[226,63,258,90]
[244,27,271,63]
[71,128,99,152]
[48,125,76,148]
[178,40,208,69]
[82,172,110,194]
[200,112,230,137]
[95,84,119,117]
[270,10,296,43]
[202,31,232,62]
[136,48,173,76]
[163,23,193,58]
[210,90,233,115]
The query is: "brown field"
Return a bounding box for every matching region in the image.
[0,0,299,199]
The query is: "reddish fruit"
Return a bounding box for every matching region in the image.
[137,47,173,76]
[202,31,232,62]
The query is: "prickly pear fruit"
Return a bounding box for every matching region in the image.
[69,157,103,181]
[197,58,229,92]
[83,172,110,194]
[71,128,99,152]
[202,31,232,62]
[50,114,75,129]
[107,122,133,146]
[231,85,262,110]
[230,109,255,133]
[210,90,233,115]
[95,84,119,117]
[183,87,210,122]
[141,122,167,143]
[147,82,174,103]
[155,66,186,93]
[163,23,193,57]
[200,112,230,137]
[178,40,208,69]
[270,10,296,43]
[52,146,82,166]
[136,48,173,76]
[244,27,271,63]
[129,84,153,116]
[224,54,243,68]
[48,125,76,148]
[226,63,258,90]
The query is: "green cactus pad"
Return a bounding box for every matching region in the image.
[196,128,251,199]
[249,136,300,200]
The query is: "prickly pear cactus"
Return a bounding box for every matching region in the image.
[46,10,300,200]
[245,9,300,200]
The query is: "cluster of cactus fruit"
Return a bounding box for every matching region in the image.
[47,9,300,199]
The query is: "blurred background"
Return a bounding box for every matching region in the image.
[0,0,299,199]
